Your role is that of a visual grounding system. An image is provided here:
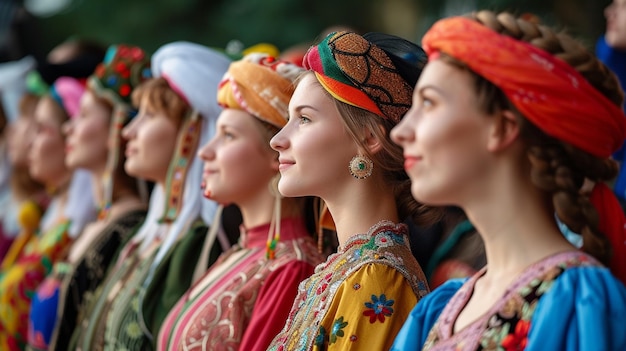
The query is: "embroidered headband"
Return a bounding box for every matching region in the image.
[49,76,86,119]
[303,31,414,123]
[217,53,304,128]
[422,16,626,159]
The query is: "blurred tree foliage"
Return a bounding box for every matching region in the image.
[34,0,377,55]
[3,0,613,60]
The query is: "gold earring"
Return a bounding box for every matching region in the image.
[349,155,373,179]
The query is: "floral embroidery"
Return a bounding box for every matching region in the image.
[353,283,361,290]
[374,233,395,248]
[315,326,327,347]
[363,294,394,323]
[424,252,599,351]
[125,321,143,338]
[415,280,429,298]
[501,319,530,351]
[316,273,333,295]
[330,317,348,344]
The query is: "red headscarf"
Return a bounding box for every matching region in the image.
[423,16,626,282]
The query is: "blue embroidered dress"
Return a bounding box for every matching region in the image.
[391,251,626,351]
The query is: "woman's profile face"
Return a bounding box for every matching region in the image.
[8,116,37,168]
[270,73,358,199]
[121,97,179,184]
[64,90,110,173]
[391,59,494,206]
[198,108,278,205]
[29,96,71,186]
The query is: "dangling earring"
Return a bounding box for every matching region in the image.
[349,154,373,179]
[266,174,282,259]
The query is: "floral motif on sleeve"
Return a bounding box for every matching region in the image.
[362,294,394,323]
[330,316,348,344]
[315,325,327,348]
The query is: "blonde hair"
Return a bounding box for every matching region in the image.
[131,77,190,127]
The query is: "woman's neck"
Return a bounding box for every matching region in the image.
[46,172,71,196]
[325,177,399,248]
[462,172,576,282]
[237,187,276,229]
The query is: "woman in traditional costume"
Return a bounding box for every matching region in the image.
[267,31,436,351]
[391,10,626,351]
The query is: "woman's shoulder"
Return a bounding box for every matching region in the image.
[526,265,626,350]
[391,279,466,351]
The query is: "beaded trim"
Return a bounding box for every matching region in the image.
[159,110,201,223]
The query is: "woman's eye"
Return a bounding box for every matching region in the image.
[221,130,235,140]
[422,97,433,108]
[299,115,311,124]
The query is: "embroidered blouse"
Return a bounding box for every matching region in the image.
[0,219,72,351]
[391,251,626,351]
[268,220,430,351]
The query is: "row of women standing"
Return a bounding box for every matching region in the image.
[0,7,624,351]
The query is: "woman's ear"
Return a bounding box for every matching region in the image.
[487,109,520,152]
[362,124,386,155]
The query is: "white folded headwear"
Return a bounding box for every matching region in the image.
[152,41,231,129]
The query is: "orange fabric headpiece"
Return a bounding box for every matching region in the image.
[422,17,626,159]
[217,53,303,128]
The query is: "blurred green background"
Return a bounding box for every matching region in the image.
[0,0,614,62]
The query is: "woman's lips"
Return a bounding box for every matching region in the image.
[403,156,422,170]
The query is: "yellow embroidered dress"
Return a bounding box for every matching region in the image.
[268,220,430,351]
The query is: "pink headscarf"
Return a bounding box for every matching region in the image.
[50,77,86,119]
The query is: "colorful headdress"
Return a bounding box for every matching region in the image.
[217,52,303,128]
[422,16,626,281]
[88,44,152,219]
[303,31,415,123]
